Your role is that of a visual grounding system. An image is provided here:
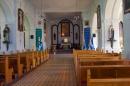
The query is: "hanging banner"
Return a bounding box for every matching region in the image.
[83,26,91,50]
[36,28,43,51]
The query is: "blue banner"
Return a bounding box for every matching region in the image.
[83,27,91,50]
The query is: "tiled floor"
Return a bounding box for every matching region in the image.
[12,54,77,86]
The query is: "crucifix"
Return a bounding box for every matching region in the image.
[3,24,10,51]
[108,25,116,48]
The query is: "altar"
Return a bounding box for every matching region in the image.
[61,43,71,49]
[61,38,71,49]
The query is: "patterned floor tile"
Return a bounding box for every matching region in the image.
[12,55,77,86]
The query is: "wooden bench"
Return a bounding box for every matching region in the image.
[18,52,31,73]
[0,54,24,79]
[79,60,130,86]
[73,50,123,86]
[0,56,13,85]
[44,49,49,61]
[86,65,130,86]
[74,55,121,83]
[73,50,121,71]
[0,49,49,85]
[7,54,23,79]
[73,49,120,58]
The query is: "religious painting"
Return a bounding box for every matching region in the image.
[18,8,24,32]
[61,22,70,37]
[51,25,58,45]
[124,0,130,14]
[97,5,101,29]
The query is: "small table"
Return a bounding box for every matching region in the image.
[61,43,71,49]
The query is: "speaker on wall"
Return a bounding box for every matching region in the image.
[30,35,34,39]
[93,34,96,37]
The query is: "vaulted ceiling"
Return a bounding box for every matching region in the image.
[31,0,92,12]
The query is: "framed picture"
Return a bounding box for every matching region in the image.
[97,5,101,29]
[124,0,130,14]
[61,22,70,37]
[18,8,24,32]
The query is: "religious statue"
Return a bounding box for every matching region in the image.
[108,25,115,48]
[3,24,10,51]
[37,37,43,51]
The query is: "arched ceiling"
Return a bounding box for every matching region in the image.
[31,0,92,12]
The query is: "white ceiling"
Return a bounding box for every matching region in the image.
[32,0,91,12]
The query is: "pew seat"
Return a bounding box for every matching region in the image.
[87,66,130,86]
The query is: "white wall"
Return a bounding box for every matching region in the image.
[124,14,130,58]
[83,0,123,52]
[104,0,123,52]
[0,0,17,52]
[0,0,46,52]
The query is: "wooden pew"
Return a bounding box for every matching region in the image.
[7,54,23,79]
[18,52,31,73]
[40,51,44,63]
[73,49,121,71]
[44,49,49,61]
[79,60,130,86]
[73,49,121,58]
[73,50,122,86]
[74,55,121,84]
[29,49,49,69]
[0,56,13,85]
[25,51,35,70]
[1,54,24,78]
[0,49,49,85]
[86,65,130,86]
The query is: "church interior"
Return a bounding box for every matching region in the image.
[0,0,130,86]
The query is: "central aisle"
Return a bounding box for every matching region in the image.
[12,54,77,86]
